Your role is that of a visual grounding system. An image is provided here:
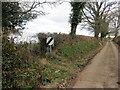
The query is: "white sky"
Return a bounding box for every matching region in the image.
[19,2,94,42]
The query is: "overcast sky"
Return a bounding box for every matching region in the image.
[18,1,95,42]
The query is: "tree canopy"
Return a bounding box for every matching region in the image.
[69,1,85,36]
[82,1,116,38]
[2,1,56,35]
[2,2,38,34]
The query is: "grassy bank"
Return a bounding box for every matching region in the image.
[113,36,120,46]
[58,41,100,60]
[43,39,102,88]
[2,34,105,88]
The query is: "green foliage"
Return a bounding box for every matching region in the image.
[45,53,62,64]
[2,36,17,71]
[3,60,42,88]
[2,35,42,88]
[2,2,37,34]
[37,33,47,57]
[31,60,41,68]
[69,1,85,35]
[24,85,32,89]
[2,32,102,88]
[41,65,72,85]
[51,85,57,88]
[71,61,87,69]
[69,2,85,25]
[30,43,40,56]
[46,53,57,61]
[2,4,47,88]
[22,64,30,68]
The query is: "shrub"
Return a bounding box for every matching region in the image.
[2,35,42,88]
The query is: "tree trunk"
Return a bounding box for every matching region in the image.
[115,32,118,38]
[70,24,77,37]
[94,31,99,38]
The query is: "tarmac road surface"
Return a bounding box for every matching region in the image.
[73,42,119,88]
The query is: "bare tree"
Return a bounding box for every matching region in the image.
[82,1,116,38]
[19,1,57,15]
[108,1,120,38]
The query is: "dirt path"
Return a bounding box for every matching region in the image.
[73,41,119,88]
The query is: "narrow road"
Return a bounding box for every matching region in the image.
[73,41,119,88]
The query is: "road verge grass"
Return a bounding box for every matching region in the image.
[43,39,105,88]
